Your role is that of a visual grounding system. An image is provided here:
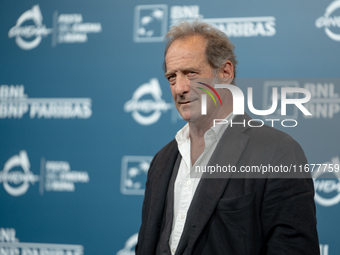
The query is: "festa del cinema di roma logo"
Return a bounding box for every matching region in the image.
[316,0,340,41]
[8,4,102,50]
[124,78,173,125]
[313,156,340,207]
[197,83,312,127]
[8,5,52,50]
[0,151,90,197]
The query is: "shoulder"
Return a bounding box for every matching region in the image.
[147,139,178,174]
[151,139,177,164]
[230,114,307,166]
[250,124,306,163]
[236,115,302,152]
[157,139,177,156]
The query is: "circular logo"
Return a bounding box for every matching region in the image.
[8,5,52,50]
[0,151,39,196]
[315,0,340,41]
[116,233,138,255]
[124,78,172,125]
[313,158,340,207]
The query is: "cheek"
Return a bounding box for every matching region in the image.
[170,87,176,99]
[190,89,200,99]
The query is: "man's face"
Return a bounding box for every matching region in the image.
[164,35,215,122]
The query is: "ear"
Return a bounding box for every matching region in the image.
[219,60,234,81]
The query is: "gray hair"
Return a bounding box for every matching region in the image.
[163,20,237,78]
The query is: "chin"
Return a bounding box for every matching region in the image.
[188,113,202,123]
[178,108,200,123]
[180,112,191,122]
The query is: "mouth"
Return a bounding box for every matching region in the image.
[178,99,197,105]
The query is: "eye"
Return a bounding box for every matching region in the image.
[187,71,197,78]
[167,74,174,80]
[167,75,176,84]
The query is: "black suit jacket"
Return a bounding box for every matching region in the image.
[136,114,319,255]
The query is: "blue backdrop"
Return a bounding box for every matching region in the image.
[0,0,339,254]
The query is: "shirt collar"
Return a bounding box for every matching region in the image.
[209,112,234,142]
[175,112,234,145]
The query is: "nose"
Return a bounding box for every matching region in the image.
[174,74,190,96]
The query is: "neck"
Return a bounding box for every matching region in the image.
[188,106,232,165]
[188,106,232,141]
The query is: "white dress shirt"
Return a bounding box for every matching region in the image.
[169,113,234,254]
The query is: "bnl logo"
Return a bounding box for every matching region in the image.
[133,5,199,42]
[120,156,152,195]
[197,82,222,115]
[133,5,168,42]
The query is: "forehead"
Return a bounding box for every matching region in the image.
[165,35,207,67]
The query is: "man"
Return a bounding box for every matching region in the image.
[136,20,319,255]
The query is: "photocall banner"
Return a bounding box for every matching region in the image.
[0,0,339,254]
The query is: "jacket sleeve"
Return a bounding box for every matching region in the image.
[135,152,159,254]
[261,136,320,255]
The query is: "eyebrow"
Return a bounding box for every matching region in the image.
[164,71,174,78]
[164,67,200,77]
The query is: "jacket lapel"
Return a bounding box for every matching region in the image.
[144,141,179,254]
[175,114,252,255]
